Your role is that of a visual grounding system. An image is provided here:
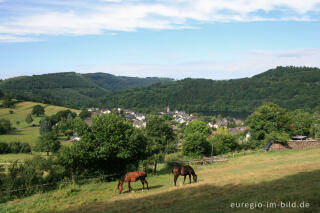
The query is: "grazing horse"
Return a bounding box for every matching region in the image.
[118,171,149,194]
[172,165,197,186]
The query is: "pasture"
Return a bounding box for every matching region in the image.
[1,148,320,213]
[0,101,79,163]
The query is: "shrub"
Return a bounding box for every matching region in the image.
[34,132,60,156]
[20,143,31,153]
[9,142,23,153]
[0,119,12,134]
[182,132,210,158]
[32,105,45,116]
[211,134,239,155]
[25,113,33,124]
[0,142,10,154]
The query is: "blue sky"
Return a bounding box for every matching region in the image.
[1,0,320,80]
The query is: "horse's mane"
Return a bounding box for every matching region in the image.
[184,165,196,176]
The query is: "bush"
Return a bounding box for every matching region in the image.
[25,113,33,124]
[34,132,60,156]
[0,142,10,154]
[9,142,23,153]
[20,143,31,153]
[0,156,61,202]
[211,134,239,155]
[32,105,45,116]
[0,119,12,134]
[182,132,210,158]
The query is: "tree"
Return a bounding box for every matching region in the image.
[2,97,14,108]
[0,142,10,154]
[0,119,12,134]
[184,120,211,137]
[32,105,45,116]
[71,117,89,137]
[264,131,290,144]
[59,114,147,175]
[25,113,33,124]
[0,89,4,99]
[288,109,312,136]
[246,103,291,146]
[209,134,239,155]
[35,132,60,156]
[146,115,176,172]
[39,117,52,135]
[146,115,175,152]
[182,132,210,158]
[49,110,76,125]
[79,109,91,120]
[311,112,320,140]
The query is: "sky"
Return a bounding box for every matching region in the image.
[1,0,320,80]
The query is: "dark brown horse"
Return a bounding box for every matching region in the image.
[172,165,197,186]
[118,171,149,194]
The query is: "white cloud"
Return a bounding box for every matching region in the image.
[1,0,320,42]
[79,49,320,80]
[0,35,40,42]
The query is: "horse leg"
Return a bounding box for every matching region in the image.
[141,179,145,191]
[144,179,149,190]
[183,175,186,184]
[189,174,191,184]
[128,181,132,192]
[174,176,178,186]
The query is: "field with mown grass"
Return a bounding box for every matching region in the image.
[1,148,320,213]
[0,101,79,163]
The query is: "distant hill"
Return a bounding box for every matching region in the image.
[84,73,172,93]
[0,72,173,108]
[100,66,320,116]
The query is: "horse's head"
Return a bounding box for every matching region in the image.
[193,174,197,183]
[118,181,123,194]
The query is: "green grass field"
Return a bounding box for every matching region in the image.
[1,148,320,213]
[0,101,79,163]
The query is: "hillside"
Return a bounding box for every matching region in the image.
[84,73,173,93]
[0,101,80,146]
[0,72,172,109]
[101,66,320,116]
[2,149,320,212]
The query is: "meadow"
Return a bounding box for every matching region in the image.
[1,148,320,213]
[0,101,79,163]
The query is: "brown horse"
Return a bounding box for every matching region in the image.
[172,165,197,186]
[118,171,149,194]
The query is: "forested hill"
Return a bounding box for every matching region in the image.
[84,73,172,92]
[100,66,320,114]
[0,72,172,108]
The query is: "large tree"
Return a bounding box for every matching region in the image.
[39,117,52,135]
[184,120,211,137]
[182,132,210,158]
[145,115,176,172]
[246,103,291,145]
[32,105,45,116]
[288,109,312,136]
[79,109,91,120]
[35,132,60,156]
[59,114,147,175]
